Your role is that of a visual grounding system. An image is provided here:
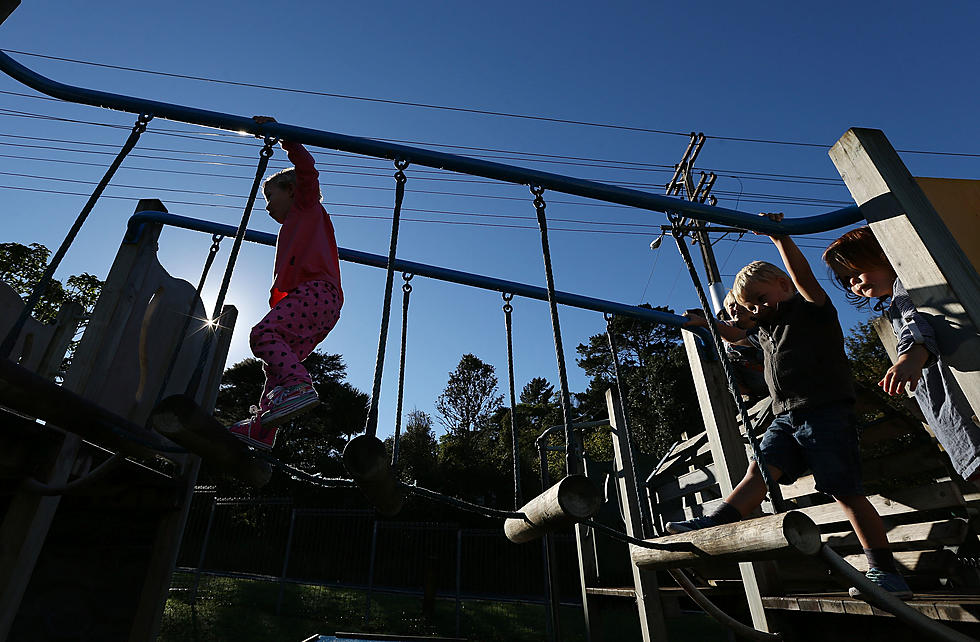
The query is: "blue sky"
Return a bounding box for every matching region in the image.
[1,1,978,439]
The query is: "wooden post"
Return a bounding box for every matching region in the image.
[682,330,775,632]
[605,388,668,642]
[829,128,980,417]
[0,1,19,26]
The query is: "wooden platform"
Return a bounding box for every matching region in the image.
[762,592,980,623]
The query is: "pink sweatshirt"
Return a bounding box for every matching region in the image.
[269,141,344,308]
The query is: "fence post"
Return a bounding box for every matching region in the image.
[276,508,297,616]
[190,496,217,606]
[364,519,379,626]
[455,528,462,638]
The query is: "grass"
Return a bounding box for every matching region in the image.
[159,572,729,641]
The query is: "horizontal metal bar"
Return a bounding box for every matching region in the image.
[126,211,711,344]
[0,50,863,235]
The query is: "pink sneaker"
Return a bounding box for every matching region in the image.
[261,383,319,427]
[228,413,278,450]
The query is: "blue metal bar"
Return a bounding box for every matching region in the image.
[0,50,864,235]
[126,211,710,343]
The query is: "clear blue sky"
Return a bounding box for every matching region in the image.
[1,1,978,439]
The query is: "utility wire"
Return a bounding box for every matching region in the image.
[3,48,978,158]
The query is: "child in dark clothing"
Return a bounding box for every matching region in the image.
[823,226,980,480]
[676,213,911,599]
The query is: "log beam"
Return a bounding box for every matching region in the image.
[504,475,603,544]
[630,511,821,571]
[343,434,404,517]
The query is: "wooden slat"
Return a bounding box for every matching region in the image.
[763,593,980,623]
[823,519,969,551]
[796,481,965,526]
[652,465,718,504]
[842,550,956,575]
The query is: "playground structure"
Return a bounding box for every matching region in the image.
[0,20,980,642]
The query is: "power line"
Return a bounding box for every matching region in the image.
[3,48,977,158]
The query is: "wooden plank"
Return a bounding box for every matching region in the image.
[763,594,980,623]
[605,388,667,642]
[652,465,718,504]
[796,481,965,526]
[823,519,969,551]
[842,550,956,575]
[830,128,980,419]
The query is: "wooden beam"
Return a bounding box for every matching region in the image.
[830,128,980,417]
[796,481,964,526]
[604,388,667,642]
[630,511,821,571]
[682,331,776,631]
[343,434,404,517]
[823,518,969,551]
[504,474,602,544]
[0,0,18,26]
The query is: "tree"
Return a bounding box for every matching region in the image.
[0,242,104,372]
[211,351,369,495]
[435,354,504,434]
[388,408,439,486]
[574,306,702,461]
[520,377,555,406]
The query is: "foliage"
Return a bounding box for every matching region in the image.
[0,242,105,372]
[574,305,701,461]
[387,408,440,487]
[435,353,504,434]
[210,352,369,496]
[845,318,915,416]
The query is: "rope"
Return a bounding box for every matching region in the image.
[530,186,580,475]
[185,137,276,396]
[391,272,413,466]
[502,292,522,508]
[668,220,782,505]
[403,483,526,520]
[156,233,224,405]
[0,113,152,359]
[365,160,409,439]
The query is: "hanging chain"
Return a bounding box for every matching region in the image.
[0,113,153,360]
[667,213,782,507]
[365,159,410,438]
[185,137,276,397]
[530,186,580,475]
[502,292,522,508]
[391,272,414,466]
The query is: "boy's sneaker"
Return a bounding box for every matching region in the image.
[848,567,913,600]
[261,383,319,427]
[665,515,721,534]
[228,414,278,451]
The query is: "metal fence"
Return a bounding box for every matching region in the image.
[163,491,586,641]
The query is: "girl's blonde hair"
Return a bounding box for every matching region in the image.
[822,226,892,309]
[263,167,296,194]
[732,261,789,304]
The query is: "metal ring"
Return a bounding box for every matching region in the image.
[212,234,224,244]
[503,303,513,314]
[402,272,414,282]
[603,312,614,322]
[529,185,545,196]
[403,283,413,294]
[501,292,514,302]
[394,159,410,170]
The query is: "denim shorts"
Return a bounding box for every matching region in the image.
[756,402,863,497]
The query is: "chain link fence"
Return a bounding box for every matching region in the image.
[160,491,586,641]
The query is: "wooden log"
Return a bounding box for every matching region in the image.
[0,1,18,27]
[148,394,272,488]
[342,434,404,517]
[629,511,821,571]
[504,474,603,544]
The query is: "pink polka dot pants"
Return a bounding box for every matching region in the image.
[249,280,341,410]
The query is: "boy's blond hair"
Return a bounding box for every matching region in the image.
[263,167,296,194]
[732,261,789,303]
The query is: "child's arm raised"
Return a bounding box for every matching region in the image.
[253,116,321,207]
[761,212,827,306]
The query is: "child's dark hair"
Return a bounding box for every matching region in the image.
[822,226,891,309]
